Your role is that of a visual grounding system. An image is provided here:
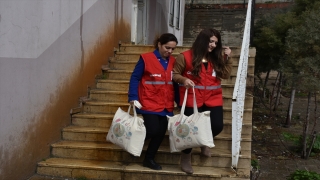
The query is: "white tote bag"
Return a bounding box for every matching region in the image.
[106,105,146,156]
[167,87,215,152]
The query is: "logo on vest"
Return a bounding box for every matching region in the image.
[212,70,216,77]
[150,74,161,77]
[187,71,192,75]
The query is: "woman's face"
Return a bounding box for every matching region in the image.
[208,35,218,52]
[158,41,177,58]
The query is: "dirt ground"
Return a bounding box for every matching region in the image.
[250,85,320,179]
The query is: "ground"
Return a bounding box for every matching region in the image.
[250,87,320,180]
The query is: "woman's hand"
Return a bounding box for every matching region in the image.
[130,100,142,109]
[223,46,231,57]
[184,79,195,88]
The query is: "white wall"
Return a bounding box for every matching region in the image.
[146,0,185,46]
[0,0,132,179]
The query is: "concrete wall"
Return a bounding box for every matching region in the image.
[0,0,131,179]
[183,1,292,46]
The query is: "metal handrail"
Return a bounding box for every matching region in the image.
[231,0,252,170]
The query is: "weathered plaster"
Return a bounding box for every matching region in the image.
[0,0,131,179]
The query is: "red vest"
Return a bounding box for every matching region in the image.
[138,52,175,112]
[179,50,223,107]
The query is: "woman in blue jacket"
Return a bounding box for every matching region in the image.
[128,33,178,170]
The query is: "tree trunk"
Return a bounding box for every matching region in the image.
[302,92,311,158]
[269,71,280,118]
[285,86,296,128]
[262,70,270,98]
[273,71,283,111]
[306,131,317,159]
[310,94,318,134]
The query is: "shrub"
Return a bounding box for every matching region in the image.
[287,170,320,180]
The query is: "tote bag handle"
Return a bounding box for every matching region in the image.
[127,104,139,119]
[180,87,198,116]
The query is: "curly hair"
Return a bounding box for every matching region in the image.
[191,28,228,79]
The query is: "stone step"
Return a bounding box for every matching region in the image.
[96,79,236,94]
[96,79,246,91]
[37,158,250,180]
[118,44,255,58]
[88,91,253,109]
[88,88,253,104]
[101,69,253,85]
[108,58,255,74]
[72,113,252,137]
[82,101,253,120]
[119,44,191,53]
[61,126,252,151]
[112,53,256,65]
[27,174,67,180]
[71,113,252,137]
[50,141,251,169]
[96,79,130,90]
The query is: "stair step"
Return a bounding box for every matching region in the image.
[61,126,252,151]
[72,112,251,130]
[83,101,129,114]
[112,54,256,65]
[82,101,253,120]
[89,87,252,102]
[72,113,114,128]
[72,112,252,136]
[88,89,253,107]
[119,44,191,53]
[96,79,237,93]
[118,44,256,59]
[51,140,251,168]
[108,58,255,75]
[96,79,130,90]
[102,69,253,85]
[37,158,250,179]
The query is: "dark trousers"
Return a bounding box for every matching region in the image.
[142,114,168,159]
[182,105,224,154]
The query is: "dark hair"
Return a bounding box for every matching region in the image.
[191,28,225,78]
[153,33,178,49]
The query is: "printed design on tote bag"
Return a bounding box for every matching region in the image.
[113,122,125,137]
[112,118,133,141]
[176,124,190,138]
[174,118,199,140]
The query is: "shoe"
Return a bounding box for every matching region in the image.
[200,146,211,157]
[180,153,193,174]
[143,158,162,170]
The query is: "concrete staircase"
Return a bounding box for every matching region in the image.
[31,43,255,180]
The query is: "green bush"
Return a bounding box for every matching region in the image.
[282,132,320,154]
[287,170,320,180]
[251,159,260,170]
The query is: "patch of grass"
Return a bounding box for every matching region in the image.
[282,132,320,154]
[287,170,320,180]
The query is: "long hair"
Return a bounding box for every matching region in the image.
[153,33,178,49]
[191,28,226,78]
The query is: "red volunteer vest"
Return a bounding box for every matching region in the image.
[138,52,175,112]
[179,50,223,107]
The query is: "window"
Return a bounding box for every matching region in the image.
[169,0,181,29]
[175,0,181,29]
[169,0,175,26]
